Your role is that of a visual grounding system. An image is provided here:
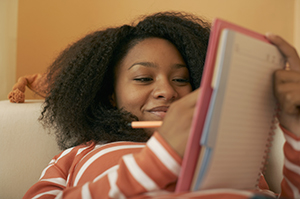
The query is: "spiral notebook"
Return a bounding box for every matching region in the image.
[175,19,285,192]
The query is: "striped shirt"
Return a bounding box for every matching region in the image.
[23,129,300,199]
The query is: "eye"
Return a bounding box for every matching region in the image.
[173,78,190,84]
[133,77,153,82]
[174,78,189,82]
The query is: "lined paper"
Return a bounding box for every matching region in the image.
[195,29,284,190]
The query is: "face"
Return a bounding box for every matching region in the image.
[113,38,192,133]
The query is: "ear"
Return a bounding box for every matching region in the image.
[109,93,117,107]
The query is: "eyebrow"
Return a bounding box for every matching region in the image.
[128,62,187,70]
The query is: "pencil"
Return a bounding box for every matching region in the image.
[129,121,163,128]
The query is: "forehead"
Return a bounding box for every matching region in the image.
[117,37,184,70]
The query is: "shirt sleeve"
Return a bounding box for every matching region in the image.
[73,132,182,199]
[279,125,300,199]
[23,132,182,199]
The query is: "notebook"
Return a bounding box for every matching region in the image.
[175,19,285,192]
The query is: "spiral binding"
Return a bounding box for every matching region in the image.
[255,106,279,188]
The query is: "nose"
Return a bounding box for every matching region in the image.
[152,79,178,101]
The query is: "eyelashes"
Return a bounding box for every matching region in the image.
[133,77,153,82]
[133,77,190,85]
[173,78,190,83]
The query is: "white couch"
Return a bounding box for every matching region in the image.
[0,100,61,199]
[0,99,285,198]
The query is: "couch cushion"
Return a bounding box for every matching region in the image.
[0,100,61,199]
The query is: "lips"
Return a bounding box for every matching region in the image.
[147,106,169,119]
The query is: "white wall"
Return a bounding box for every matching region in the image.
[0,0,18,100]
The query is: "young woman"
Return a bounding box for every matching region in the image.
[23,12,300,199]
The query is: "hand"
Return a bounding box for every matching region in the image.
[158,89,199,157]
[266,33,300,137]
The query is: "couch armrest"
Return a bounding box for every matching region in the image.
[0,100,61,199]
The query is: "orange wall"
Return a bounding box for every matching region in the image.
[17,0,295,99]
[0,0,18,101]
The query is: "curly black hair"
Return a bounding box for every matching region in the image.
[40,11,211,150]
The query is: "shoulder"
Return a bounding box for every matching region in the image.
[53,141,146,166]
[68,141,146,186]
[47,142,96,174]
[75,141,146,166]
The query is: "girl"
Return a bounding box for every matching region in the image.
[23,12,300,199]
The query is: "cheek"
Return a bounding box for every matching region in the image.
[179,86,193,97]
[116,89,145,112]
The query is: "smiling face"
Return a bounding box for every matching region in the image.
[113,37,192,133]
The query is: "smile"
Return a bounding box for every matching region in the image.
[147,106,169,119]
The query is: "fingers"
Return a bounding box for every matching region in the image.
[265,33,300,72]
[275,82,300,114]
[169,88,200,111]
[182,88,200,107]
[158,89,200,157]
[274,69,300,84]
[268,34,300,135]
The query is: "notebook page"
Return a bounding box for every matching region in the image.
[198,29,284,190]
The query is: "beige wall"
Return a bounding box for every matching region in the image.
[295,0,300,53]
[11,0,298,99]
[0,0,18,100]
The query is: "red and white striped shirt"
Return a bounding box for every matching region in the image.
[23,129,300,199]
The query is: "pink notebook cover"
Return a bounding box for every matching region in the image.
[175,18,270,193]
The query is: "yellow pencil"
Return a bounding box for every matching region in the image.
[129,121,163,128]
